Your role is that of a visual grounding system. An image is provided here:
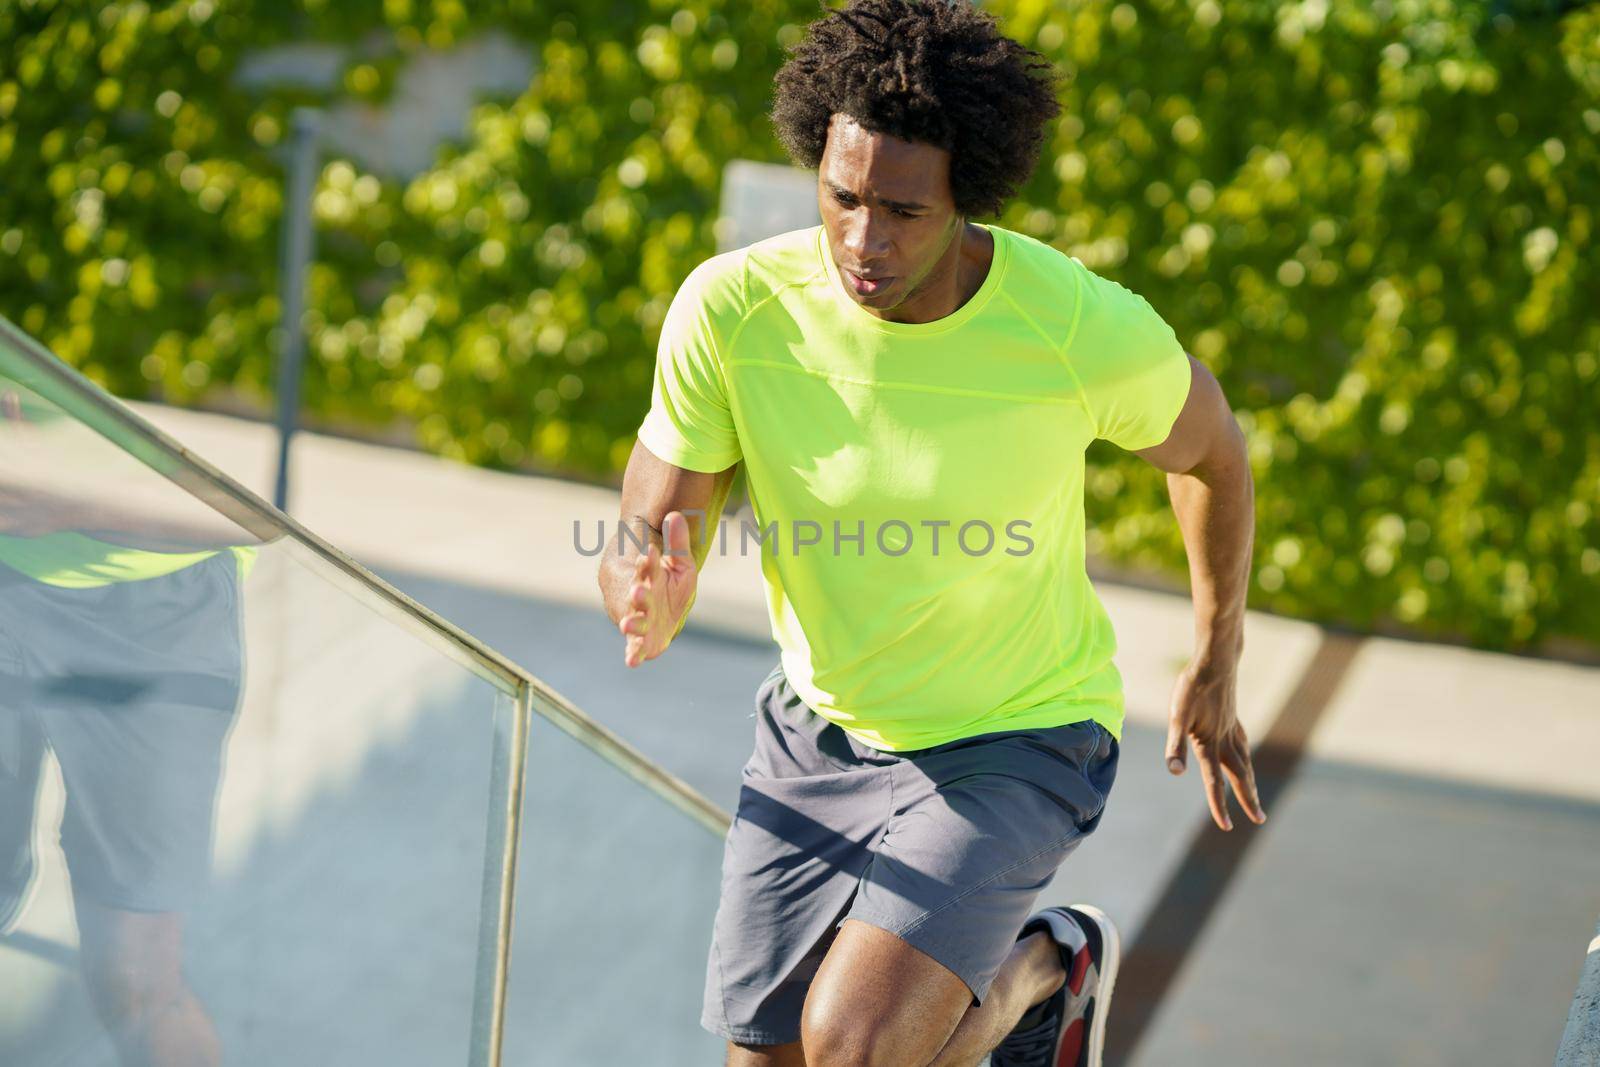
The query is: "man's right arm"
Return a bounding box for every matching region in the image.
[605,249,745,660]
[598,439,740,649]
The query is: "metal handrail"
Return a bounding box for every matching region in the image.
[0,315,732,1067]
[0,314,729,833]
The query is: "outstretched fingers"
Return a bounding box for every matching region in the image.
[620,542,661,668]
[1221,731,1267,825]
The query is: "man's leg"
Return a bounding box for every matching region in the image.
[75,901,220,1067]
[799,719,1120,1067]
[922,930,1068,1067]
[800,920,1066,1067]
[731,926,1066,1067]
[55,694,232,1067]
[36,551,244,1066]
[701,667,898,1054]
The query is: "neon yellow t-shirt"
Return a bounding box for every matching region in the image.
[637,223,1192,751]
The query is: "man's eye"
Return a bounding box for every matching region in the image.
[892,209,918,219]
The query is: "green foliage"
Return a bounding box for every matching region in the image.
[1,0,1596,651]
[1003,0,1600,650]
[0,0,810,464]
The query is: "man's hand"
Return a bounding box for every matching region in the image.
[618,510,699,668]
[1164,656,1267,831]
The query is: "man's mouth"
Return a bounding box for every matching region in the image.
[844,268,893,296]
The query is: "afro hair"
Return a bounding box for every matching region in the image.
[771,0,1063,219]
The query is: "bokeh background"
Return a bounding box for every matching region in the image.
[4,0,1597,656]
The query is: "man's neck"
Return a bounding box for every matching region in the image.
[879,222,995,325]
[954,222,995,307]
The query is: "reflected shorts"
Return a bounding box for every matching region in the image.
[700,661,1120,1046]
[0,551,245,912]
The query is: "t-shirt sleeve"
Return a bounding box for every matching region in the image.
[635,255,744,472]
[1067,268,1194,451]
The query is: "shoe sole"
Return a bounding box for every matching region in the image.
[1066,903,1120,1067]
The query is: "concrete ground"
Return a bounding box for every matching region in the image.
[3,402,1597,1065]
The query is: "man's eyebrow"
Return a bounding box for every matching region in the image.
[823,180,927,212]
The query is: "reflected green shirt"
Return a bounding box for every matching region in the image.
[637,224,1192,751]
[0,532,257,587]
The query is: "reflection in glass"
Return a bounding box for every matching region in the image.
[0,334,517,1066]
[0,318,730,1066]
[1,375,258,1065]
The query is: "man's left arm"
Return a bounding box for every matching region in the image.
[1133,353,1266,832]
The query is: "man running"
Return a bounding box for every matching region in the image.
[597,2,1264,1064]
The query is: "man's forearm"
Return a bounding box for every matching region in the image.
[1166,423,1255,663]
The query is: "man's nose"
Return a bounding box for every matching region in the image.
[842,208,890,265]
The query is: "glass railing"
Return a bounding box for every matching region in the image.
[504,714,730,1064]
[0,316,729,1066]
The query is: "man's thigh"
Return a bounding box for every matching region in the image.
[702,764,894,1045]
[845,720,1117,1002]
[51,696,237,911]
[802,919,974,1066]
[702,666,897,1047]
[6,552,245,912]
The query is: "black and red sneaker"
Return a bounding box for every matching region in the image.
[990,904,1121,1067]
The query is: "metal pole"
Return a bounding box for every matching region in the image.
[273,107,320,513]
[468,682,532,1067]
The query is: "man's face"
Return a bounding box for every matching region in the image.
[818,113,962,316]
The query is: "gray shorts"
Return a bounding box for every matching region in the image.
[701,662,1120,1046]
[0,550,245,912]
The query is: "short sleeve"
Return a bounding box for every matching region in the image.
[1067,269,1193,451]
[635,255,745,472]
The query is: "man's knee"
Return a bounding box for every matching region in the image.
[83,948,188,1029]
[800,920,972,1067]
[800,998,905,1067]
[77,907,189,1027]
